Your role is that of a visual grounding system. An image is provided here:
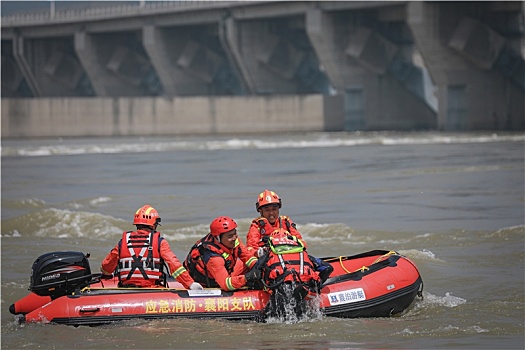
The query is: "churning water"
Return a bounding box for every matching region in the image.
[1,131,524,349]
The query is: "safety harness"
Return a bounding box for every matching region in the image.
[254,216,295,240]
[184,234,237,288]
[117,230,167,287]
[259,233,320,296]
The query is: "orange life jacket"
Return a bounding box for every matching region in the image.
[117,230,165,286]
[184,234,239,288]
[261,233,320,288]
[253,216,295,247]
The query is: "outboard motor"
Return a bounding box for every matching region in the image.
[29,251,93,299]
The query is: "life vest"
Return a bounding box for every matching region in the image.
[261,233,320,289]
[184,234,239,288]
[253,216,295,247]
[117,230,166,286]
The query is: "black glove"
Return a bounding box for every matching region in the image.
[244,267,261,282]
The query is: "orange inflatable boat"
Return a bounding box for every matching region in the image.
[10,250,423,326]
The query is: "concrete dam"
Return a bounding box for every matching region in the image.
[1,1,524,138]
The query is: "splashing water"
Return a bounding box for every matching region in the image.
[265,282,324,324]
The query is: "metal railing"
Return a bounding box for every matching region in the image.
[1,1,243,27]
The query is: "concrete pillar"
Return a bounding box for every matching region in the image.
[10,35,88,97]
[143,24,177,96]
[407,1,524,130]
[75,30,151,97]
[12,34,42,97]
[306,8,345,92]
[306,7,436,131]
[218,16,255,94]
[75,31,108,96]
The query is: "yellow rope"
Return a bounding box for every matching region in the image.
[371,250,398,264]
[338,256,352,273]
[337,251,398,274]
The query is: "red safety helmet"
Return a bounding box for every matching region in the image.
[133,205,161,227]
[255,189,282,212]
[210,216,237,237]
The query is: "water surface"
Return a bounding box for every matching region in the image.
[2,131,524,349]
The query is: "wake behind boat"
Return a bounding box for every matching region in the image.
[10,249,423,326]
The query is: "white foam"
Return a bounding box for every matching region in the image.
[399,248,441,261]
[21,198,47,207]
[3,133,523,157]
[89,197,112,206]
[0,229,22,238]
[423,291,467,308]
[28,208,124,239]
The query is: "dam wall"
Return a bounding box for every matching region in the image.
[1,94,348,138]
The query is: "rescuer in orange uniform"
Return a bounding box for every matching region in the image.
[184,216,260,291]
[246,190,333,284]
[100,204,203,290]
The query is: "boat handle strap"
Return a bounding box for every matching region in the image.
[79,307,100,313]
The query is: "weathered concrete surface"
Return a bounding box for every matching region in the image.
[1,95,332,138]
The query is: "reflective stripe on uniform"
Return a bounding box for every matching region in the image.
[171,266,188,279]
[244,256,257,268]
[225,277,235,291]
[119,257,161,271]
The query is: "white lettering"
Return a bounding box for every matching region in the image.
[41,273,60,282]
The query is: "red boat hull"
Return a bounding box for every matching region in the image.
[12,250,423,325]
[320,251,423,318]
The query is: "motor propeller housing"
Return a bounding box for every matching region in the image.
[29,251,92,299]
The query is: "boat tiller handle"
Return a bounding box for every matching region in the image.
[79,307,100,313]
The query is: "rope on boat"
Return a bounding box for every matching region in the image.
[337,250,398,274]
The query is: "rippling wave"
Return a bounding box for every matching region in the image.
[2,132,523,157]
[2,132,523,349]
[2,199,523,246]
